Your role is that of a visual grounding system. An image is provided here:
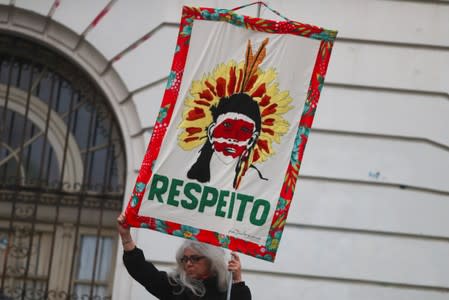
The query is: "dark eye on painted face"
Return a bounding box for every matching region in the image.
[212,118,255,141]
[240,126,252,133]
[211,117,256,158]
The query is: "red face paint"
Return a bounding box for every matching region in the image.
[212,118,255,142]
[211,117,255,158]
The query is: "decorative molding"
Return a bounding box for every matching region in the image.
[0,5,139,177]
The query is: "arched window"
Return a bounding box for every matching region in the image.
[0,35,126,300]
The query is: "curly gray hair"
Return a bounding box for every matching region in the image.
[168,240,230,297]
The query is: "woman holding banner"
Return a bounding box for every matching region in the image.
[117,214,252,299]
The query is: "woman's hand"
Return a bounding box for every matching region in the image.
[117,213,135,251]
[228,252,243,283]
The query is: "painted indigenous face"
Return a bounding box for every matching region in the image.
[209,112,257,164]
[181,247,211,280]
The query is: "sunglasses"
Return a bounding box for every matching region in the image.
[180,255,206,264]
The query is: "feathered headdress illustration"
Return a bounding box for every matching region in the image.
[179,38,293,189]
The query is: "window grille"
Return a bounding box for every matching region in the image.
[0,35,126,300]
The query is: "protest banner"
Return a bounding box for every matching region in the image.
[125,5,337,262]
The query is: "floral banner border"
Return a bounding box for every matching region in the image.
[124,6,337,262]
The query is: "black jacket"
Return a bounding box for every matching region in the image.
[123,247,252,300]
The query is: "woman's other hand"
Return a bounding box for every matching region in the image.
[228,252,243,283]
[117,213,135,251]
